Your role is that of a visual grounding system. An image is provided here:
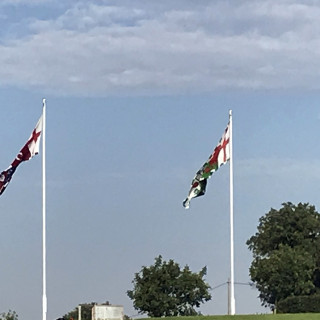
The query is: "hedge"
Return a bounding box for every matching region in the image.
[277,295,320,313]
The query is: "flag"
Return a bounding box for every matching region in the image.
[0,114,43,195]
[183,121,230,209]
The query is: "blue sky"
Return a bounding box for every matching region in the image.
[1,1,320,319]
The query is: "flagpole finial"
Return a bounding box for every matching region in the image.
[42,98,46,105]
[229,109,232,116]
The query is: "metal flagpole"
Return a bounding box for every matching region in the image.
[42,98,47,320]
[228,110,235,315]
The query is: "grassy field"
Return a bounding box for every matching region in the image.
[147,314,320,320]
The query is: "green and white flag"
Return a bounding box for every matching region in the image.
[183,122,230,209]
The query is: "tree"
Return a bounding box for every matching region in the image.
[247,202,320,309]
[63,302,95,320]
[127,255,212,317]
[0,310,18,320]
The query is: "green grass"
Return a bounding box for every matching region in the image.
[146,314,320,320]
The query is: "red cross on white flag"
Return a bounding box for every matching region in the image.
[0,114,43,195]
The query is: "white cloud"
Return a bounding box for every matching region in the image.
[1,0,320,95]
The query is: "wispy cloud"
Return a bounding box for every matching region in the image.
[1,0,320,95]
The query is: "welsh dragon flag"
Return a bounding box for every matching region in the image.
[183,122,230,209]
[0,114,43,195]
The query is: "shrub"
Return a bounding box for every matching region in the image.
[277,294,320,313]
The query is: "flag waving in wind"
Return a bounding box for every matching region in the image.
[0,114,43,195]
[183,121,230,209]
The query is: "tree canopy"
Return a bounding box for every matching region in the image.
[247,202,320,309]
[0,310,18,320]
[63,302,95,320]
[127,255,211,317]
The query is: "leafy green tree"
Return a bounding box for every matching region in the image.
[127,255,211,317]
[63,302,96,320]
[247,202,320,309]
[0,310,18,320]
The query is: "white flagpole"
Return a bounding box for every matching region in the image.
[228,109,235,315]
[42,99,47,320]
